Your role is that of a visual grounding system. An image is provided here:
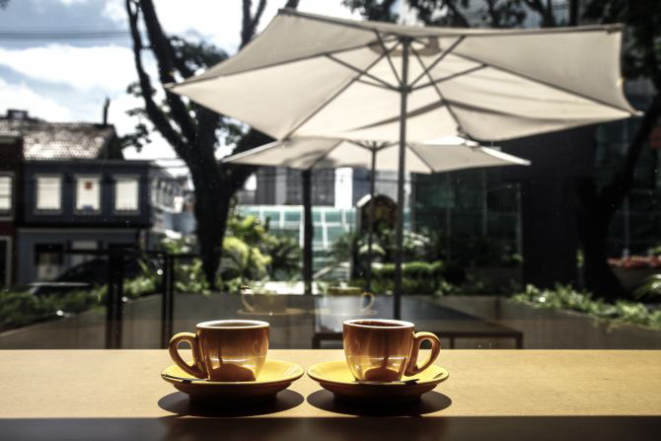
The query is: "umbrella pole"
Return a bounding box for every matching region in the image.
[394,38,411,320]
[366,146,377,292]
[302,169,313,295]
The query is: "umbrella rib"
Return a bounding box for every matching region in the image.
[412,64,488,91]
[326,54,399,91]
[411,46,468,136]
[375,30,402,87]
[407,144,435,173]
[347,140,391,152]
[307,139,346,169]
[282,45,400,139]
[168,39,397,88]
[409,36,465,89]
[221,139,283,163]
[449,50,637,115]
[357,79,397,90]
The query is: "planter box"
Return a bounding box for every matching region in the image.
[611,267,661,293]
[437,295,661,349]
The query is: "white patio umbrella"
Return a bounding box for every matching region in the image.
[222,136,530,173]
[169,9,638,317]
[223,136,530,291]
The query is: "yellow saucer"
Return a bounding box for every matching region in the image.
[308,360,448,402]
[162,359,304,403]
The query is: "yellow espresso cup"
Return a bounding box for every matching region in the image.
[169,320,269,382]
[343,319,441,382]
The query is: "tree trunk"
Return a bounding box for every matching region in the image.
[192,179,229,290]
[576,180,626,301]
[577,95,661,300]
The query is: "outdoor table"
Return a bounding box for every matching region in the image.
[312,296,524,349]
[1,350,659,440]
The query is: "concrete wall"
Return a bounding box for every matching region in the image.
[1,294,660,350]
[437,295,661,349]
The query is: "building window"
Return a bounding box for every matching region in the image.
[115,176,139,212]
[75,176,101,214]
[70,240,98,267]
[36,175,62,212]
[0,175,12,216]
[35,244,63,281]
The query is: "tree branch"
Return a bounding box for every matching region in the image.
[523,0,556,26]
[126,0,185,153]
[443,0,470,27]
[252,0,267,36]
[241,0,268,49]
[599,94,661,219]
[137,0,198,143]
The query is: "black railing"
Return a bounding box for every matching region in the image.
[59,248,199,349]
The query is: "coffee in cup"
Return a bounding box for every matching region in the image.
[343,319,441,382]
[169,320,269,382]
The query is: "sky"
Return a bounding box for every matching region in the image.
[0,0,361,175]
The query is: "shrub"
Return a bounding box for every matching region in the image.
[403,262,433,278]
[511,285,661,329]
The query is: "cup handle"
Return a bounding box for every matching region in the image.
[404,331,442,376]
[168,332,206,379]
[361,292,375,312]
[241,295,255,312]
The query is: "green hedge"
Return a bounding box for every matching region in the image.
[352,261,451,295]
[0,274,160,333]
[512,285,661,329]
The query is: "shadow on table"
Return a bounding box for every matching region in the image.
[306,390,452,416]
[157,390,304,417]
[2,416,661,441]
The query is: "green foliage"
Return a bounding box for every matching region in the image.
[221,235,270,281]
[264,235,301,280]
[584,0,661,83]
[512,285,661,329]
[634,274,661,301]
[222,214,301,284]
[342,0,398,22]
[161,214,301,291]
[362,260,448,295]
[0,262,158,332]
[0,291,58,330]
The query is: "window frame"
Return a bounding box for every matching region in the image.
[34,174,63,214]
[113,174,140,214]
[73,174,102,215]
[0,173,14,220]
[0,236,11,288]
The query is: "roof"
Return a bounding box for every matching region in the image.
[0,118,121,160]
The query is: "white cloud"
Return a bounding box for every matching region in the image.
[59,0,90,5]
[1,0,362,169]
[103,0,360,52]
[0,44,140,92]
[0,78,73,121]
[101,0,125,22]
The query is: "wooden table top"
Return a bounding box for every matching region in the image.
[1,350,660,440]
